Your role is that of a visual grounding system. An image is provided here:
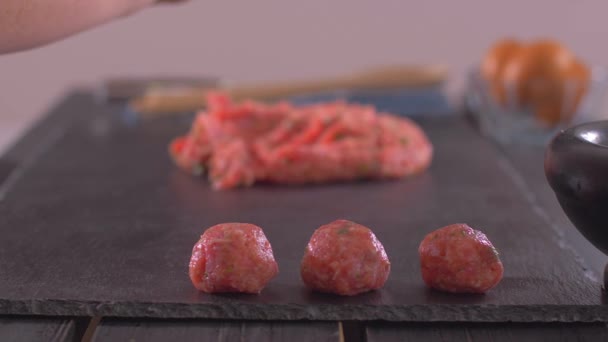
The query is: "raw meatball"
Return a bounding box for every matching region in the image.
[300,219,391,296]
[189,223,278,294]
[418,223,504,294]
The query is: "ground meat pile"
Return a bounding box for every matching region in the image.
[170,92,433,190]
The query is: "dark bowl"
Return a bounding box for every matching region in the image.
[545,120,608,255]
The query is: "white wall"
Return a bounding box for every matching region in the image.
[1,0,607,150]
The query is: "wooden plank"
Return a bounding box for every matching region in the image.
[91,319,340,342]
[0,317,76,342]
[366,322,608,342]
[0,93,605,321]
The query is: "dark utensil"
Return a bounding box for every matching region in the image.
[545,120,608,288]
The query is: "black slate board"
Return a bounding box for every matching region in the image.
[92,319,340,342]
[0,93,606,322]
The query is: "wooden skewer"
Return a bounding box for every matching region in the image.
[129,64,448,115]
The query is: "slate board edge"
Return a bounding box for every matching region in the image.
[1,299,608,322]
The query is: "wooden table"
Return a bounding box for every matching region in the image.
[1,92,607,341]
[2,317,608,341]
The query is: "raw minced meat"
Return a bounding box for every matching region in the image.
[170,92,433,190]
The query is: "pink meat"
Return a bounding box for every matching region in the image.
[189,223,279,294]
[300,219,391,296]
[170,92,433,190]
[418,223,504,294]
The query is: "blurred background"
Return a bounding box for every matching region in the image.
[1,0,607,151]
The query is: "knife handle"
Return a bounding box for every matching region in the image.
[230,64,448,100]
[129,64,448,115]
[129,88,206,115]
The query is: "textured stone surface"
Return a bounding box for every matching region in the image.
[0,93,606,322]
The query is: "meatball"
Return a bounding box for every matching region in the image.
[418,223,504,294]
[300,219,391,296]
[189,223,278,294]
